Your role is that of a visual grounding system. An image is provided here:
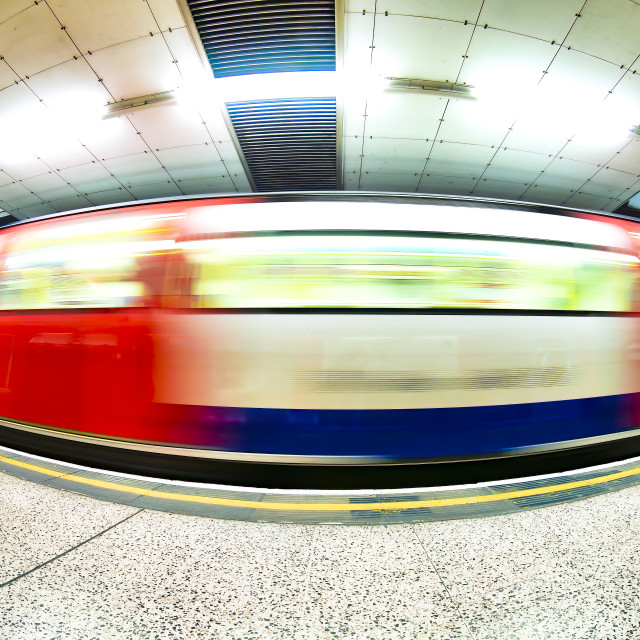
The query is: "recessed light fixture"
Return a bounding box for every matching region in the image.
[385,78,476,100]
[103,91,178,119]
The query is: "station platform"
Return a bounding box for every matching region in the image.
[1,446,640,638]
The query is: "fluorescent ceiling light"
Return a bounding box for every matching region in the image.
[103,91,178,119]
[384,78,476,100]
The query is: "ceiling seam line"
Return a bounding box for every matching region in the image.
[357,0,378,190]
[415,103,451,192]
[559,138,638,207]
[521,44,638,203]
[37,0,141,202]
[144,4,240,194]
[415,0,485,193]
[538,0,590,82]
[452,0,486,86]
[470,0,589,198]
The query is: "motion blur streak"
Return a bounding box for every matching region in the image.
[0,194,638,465]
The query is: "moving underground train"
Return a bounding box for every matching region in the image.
[0,193,639,486]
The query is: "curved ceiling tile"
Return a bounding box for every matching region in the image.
[156,145,223,180]
[89,35,182,100]
[377,0,482,24]
[0,3,78,78]
[0,61,20,92]
[128,105,210,149]
[47,0,160,54]
[479,0,584,43]
[373,15,470,80]
[565,0,640,68]
[147,0,187,31]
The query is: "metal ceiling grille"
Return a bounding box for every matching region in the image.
[186,0,336,77]
[226,98,337,191]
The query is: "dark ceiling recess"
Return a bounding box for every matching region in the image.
[186,0,336,77]
[227,97,337,191]
[185,0,338,192]
[613,200,640,221]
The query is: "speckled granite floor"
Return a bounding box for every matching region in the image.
[2,469,640,639]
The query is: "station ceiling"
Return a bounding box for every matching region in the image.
[0,0,639,223]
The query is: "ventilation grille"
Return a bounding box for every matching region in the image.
[186,0,336,77]
[226,97,337,191]
[295,367,580,392]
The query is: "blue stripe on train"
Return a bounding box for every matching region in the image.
[178,393,640,458]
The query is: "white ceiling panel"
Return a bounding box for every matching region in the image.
[481,165,540,186]
[127,182,183,200]
[485,148,550,175]
[17,203,57,219]
[587,168,639,193]
[59,162,124,194]
[418,175,476,194]
[564,191,613,210]
[84,188,130,206]
[359,171,420,192]
[0,173,13,189]
[102,153,170,188]
[343,136,364,174]
[90,35,181,101]
[346,0,376,13]
[49,195,94,212]
[606,72,640,116]
[36,144,96,172]
[342,92,369,138]
[128,105,210,150]
[0,158,51,183]
[157,146,223,181]
[0,183,45,210]
[0,62,20,92]
[479,0,583,43]
[25,57,109,105]
[426,142,494,179]
[521,184,571,205]
[373,15,470,80]
[607,140,640,176]
[146,0,186,32]
[564,0,640,68]
[79,118,149,160]
[546,48,624,94]
[47,0,159,54]
[343,11,376,74]
[216,140,246,166]
[20,172,77,200]
[177,176,239,195]
[363,92,445,139]
[535,158,597,189]
[361,138,427,173]
[0,3,77,79]
[504,127,569,156]
[428,142,494,166]
[471,179,527,200]
[377,0,482,24]
[163,27,204,83]
[0,0,33,24]
[424,159,480,180]
[461,28,553,88]
[561,134,627,166]
[437,99,511,147]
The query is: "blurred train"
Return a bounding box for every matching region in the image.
[0,193,639,483]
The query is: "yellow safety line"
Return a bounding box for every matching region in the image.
[1,454,638,512]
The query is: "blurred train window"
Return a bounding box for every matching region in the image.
[0,211,178,309]
[180,233,637,312]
